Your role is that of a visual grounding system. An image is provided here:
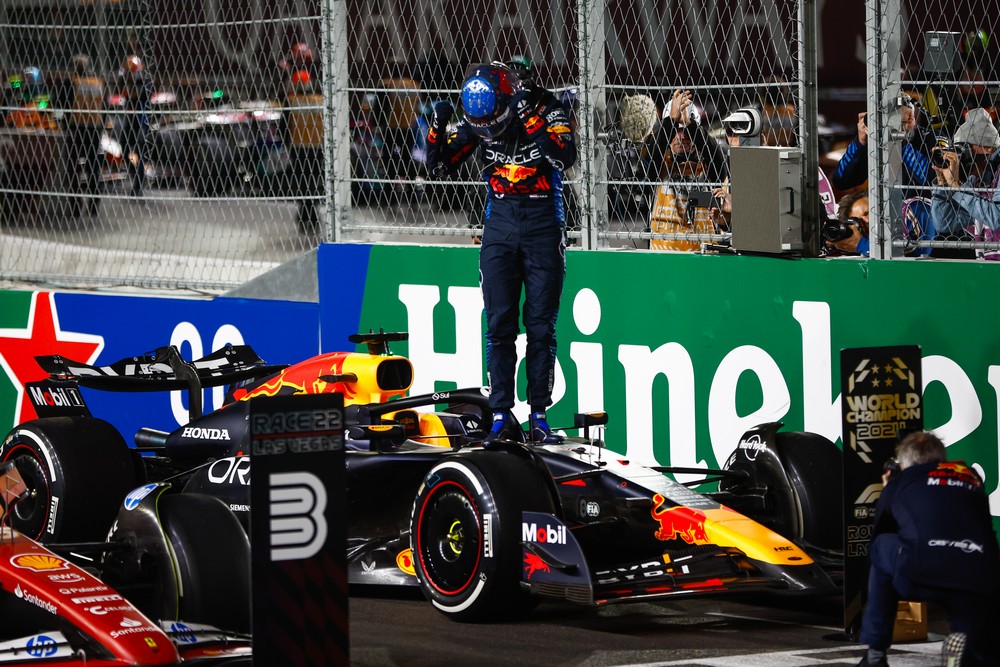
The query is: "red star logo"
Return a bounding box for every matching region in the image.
[0,292,103,426]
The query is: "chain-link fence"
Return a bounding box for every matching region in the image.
[1,1,817,290]
[866,0,1000,259]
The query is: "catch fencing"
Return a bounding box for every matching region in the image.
[4,1,983,290]
[866,0,1000,259]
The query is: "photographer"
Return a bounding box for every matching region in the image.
[855,431,1000,667]
[824,191,870,256]
[931,108,1000,249]
[831,102,935,196]
[648,89,729,251]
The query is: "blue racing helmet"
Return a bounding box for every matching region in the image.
[461,63,521,140]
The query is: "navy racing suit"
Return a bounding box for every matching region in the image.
[426,86,577,412]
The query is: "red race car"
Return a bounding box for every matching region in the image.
[0,461,251,666]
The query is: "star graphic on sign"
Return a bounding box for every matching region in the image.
[872,377,880,388]
[0,292,103,426]
[870,363,880,374]
[885,377,894,387]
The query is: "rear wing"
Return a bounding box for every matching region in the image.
[28,344,287,421]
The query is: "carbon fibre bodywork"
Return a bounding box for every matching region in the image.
[2,333,842,623]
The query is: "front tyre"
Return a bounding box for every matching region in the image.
[410,451,555,622]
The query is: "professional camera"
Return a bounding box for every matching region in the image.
[822,216,863,243]
[883,456,901,480]
[721,107,762,138]
[931,136,966,167]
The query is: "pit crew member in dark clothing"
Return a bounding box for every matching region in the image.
[856,431,1000,667]
[426,62,576,444]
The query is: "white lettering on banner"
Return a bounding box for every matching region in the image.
[925,355,982,445]
[169,322,203,425]
[793,301,842,442]
[168,323,245,425]
[398,285,484,395]
[618,343,698,471]
[570,289,605,412]
[987,367,1000,516]
[708,345,790,472]
[399,286,999,518]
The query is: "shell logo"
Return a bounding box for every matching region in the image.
[11,554,69,572]
[396,549,416,576]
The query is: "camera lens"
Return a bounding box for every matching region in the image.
[822,219,854,242]
[932,149,949,167]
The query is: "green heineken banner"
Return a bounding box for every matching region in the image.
[840,346,923,636]
[341,246,999,518]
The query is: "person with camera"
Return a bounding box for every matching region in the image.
[831,102,935,196]
[823,191,870,256]
[648,89,729,251]
[855,431,1000,667]
[426,61,576,444]
[931,108,1000,257]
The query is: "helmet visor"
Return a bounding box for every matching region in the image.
[466,106,514,140]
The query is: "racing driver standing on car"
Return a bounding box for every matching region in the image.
[426,60,576,444]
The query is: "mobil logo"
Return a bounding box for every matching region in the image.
[521,520,567,545]
[650,494,709,545]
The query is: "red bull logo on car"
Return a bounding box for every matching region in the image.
[493,163,537,184]
[650,494,709,545]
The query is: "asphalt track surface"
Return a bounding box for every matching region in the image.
[349,588,952,666]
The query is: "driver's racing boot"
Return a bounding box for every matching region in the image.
[484,411,521,444]
[530,411,563,444]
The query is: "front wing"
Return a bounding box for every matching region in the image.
[520,512,836,606]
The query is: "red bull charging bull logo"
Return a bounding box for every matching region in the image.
[650,494,709,545]
[493,163,537,184]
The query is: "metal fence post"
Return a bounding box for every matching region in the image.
[576,0,608,251]
[326,0,351,242]
[799,0,821,257]
[866,0,903,259]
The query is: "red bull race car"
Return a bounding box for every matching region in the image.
[1,331,843,625]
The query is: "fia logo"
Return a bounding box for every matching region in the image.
[269,472,328,561]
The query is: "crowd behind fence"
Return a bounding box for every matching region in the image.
[0,1,995,291]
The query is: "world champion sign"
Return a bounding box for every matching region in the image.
[840,345,922,637]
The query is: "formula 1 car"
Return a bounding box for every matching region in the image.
[1,331,844,624]
[0,460,252,665]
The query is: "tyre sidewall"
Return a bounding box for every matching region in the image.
[411,458,499,618]
[410,452,555,621]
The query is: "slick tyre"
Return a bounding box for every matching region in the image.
[772,430,843,552]
[159,493,251,633]
[721,423,842,552]
[410,451,555,622]
[1,417,144,543]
